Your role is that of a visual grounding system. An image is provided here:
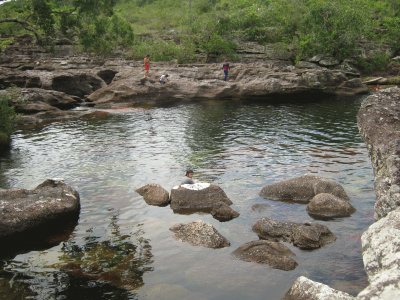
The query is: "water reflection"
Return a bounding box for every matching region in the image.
[0,214,153,299]
[0,96,375,299]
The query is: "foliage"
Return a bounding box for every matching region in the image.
[131,38,196,63]
[0,0,400,71]
[356,52,390,73]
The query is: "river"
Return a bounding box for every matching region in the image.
[0,96,375,299]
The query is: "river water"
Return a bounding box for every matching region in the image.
[0,96,375,300]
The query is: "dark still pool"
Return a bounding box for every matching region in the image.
[0,96,375,300]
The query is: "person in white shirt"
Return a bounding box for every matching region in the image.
[159,74,169,84]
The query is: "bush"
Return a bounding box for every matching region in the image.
[131,38,196,63]
[356,52,390,74]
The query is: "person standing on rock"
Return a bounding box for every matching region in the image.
[222,62,230,81]
[143,54,150,78]
[181,170,195,185]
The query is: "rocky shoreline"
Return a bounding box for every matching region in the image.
[0,40,372,128]
[284,87,400,299]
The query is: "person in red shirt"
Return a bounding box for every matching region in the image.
[222,62,230,81]
[143,55,150,78]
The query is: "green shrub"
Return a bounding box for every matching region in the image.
[356,52,390,74]
[131,38,196,63]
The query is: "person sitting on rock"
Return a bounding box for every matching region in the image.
[181,169,195,185]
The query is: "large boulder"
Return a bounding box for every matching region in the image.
[170,184,238,221]
[357,87,400,220]
[252,218,336,250]
[259,175,349,204]
[357,208,400,299]
[307,193,356,219]
[169,220,230,249]
[0,179,80,257]
[136,183,170,206]
[282,276,355,300]
[232,240,297,271]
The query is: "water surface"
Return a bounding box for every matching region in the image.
[0,96,375,299]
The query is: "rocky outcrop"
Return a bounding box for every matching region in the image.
[259,175,349,204]
[86,62,368,108]
[169,220,230,248]
[0,51,369,128]
[170,184,239,221]
[136,183,170,206]
[357,208,400,299]
[232,240,297,271]
[282,276,355,300]
[284,87,400,299]
[357,87,400,220]
[0,179,80,257]
[307,193,356,219]
[252,218,336,250]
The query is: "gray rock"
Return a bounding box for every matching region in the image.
[357,87,400,220]
[0,179,80,256]
[169,220,230,248]
[259,175,349,203]
[307,193,356,219]
[210,202,240,222]
[252,218,336,250]
[357,208,400,299]
[136,183,170,206]
[170,184,233,214]
[232,240,297,271]
[282,276,355,300]
[319,57,340,67]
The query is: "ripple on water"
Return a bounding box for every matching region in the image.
[0,96,375,299]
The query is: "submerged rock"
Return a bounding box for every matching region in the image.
[210,202,240,222]
[169,220,230,249]
[0,179,80,257]
[307,193,356,219]
[252,218,336,250]
[259,175,349,203]
[136,183,170,206]
[232,240,297,271]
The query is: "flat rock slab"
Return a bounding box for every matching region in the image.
[0,179,80,256]
[232,240,297,271]
[259,175,349,203]
[252,218,336,250]
[169,220,230,249]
